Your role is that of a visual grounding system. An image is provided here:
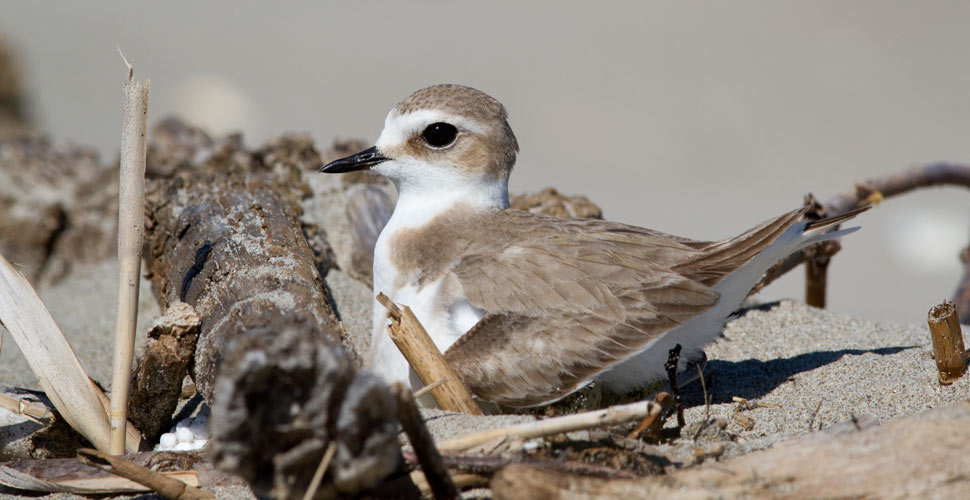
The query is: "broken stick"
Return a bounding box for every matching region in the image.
[377,293,482,415]
[77,448,212,500]
[437,400,659,453]
[927,300,968,385]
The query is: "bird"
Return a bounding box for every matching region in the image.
[321,84,867,407]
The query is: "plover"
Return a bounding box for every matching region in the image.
[322,84,866,407]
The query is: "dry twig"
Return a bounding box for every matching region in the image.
[731,396,781,410]
[76,448,211,500]
[109,52,149,455]
[301,442,336,500]
[377,293,482,415]
[627,392,676,441]
[751,163,970,307]
[927,300,968,385]
[437,400,658,453]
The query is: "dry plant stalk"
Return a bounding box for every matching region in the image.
[437,400,659,453]
[301,442,336,500]
[927,300,968,385]
[77,448,211,500]
[92,379,143,451]
[110,52,150,455]
[409,471,487,498]
[0,254,136,453]
[0,393,52,422]
[376,293,482,415]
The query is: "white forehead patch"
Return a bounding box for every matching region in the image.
[375,109,485,150]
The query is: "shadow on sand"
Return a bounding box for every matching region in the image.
[680,345,918,407]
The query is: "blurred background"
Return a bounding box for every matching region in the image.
[1,1,968,325]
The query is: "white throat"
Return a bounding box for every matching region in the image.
[376,160,510,230]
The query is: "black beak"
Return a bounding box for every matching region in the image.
[319,146,390,173]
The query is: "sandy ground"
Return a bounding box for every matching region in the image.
[673,299,969,457]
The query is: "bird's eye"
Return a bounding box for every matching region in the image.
[422,122,458,148]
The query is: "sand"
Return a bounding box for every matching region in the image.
[665,299,969,458]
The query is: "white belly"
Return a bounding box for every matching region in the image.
[367,234,483,391]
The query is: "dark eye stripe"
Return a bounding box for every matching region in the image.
[422,122,458,148]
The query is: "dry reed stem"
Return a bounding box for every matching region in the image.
[0,393,52,422]
[92,379,142,451]
[77,448,212,500]
[413,378,446,399]
[0,254,119,452]
[927,300,968,385]
[437,400,659,453]
[377,293,482,415]
[109,53,149,455]
[301,442,336,500]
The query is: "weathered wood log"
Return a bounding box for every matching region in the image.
[143,119,401,499]
[0,450,204,494]
[77,448,212,500]
[143,118,356,401]
[491,400,970,499]
[127,301,201,443]
[208,325,400,500]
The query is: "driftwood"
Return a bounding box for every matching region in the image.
[0,450,202,494]
[927,300,968,384]
[77,448,212,500]
[752,163,970,308]
[0,388,88,460]
[207,325,400,500]
[127,301,200,443]
[491,400,970,499]
[142,118,355,401]
[141,120,400,499]
[0,137,118,285]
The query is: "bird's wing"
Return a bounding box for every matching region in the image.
[442,210,721,406]
[443,208,812,406]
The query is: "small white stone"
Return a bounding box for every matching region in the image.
[176,427,194,443]
[158,433,177,450]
